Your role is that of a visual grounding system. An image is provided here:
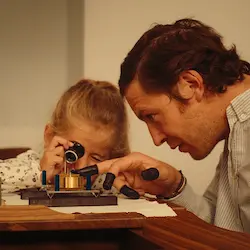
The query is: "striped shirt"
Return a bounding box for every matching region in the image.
[172,89,250,233]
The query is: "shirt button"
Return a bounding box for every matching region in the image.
[236,218,242,227]
[235,172,239,179]
[240,113,247,120]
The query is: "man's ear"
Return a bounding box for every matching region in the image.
[44,123,54,149]
[173,70,204,102]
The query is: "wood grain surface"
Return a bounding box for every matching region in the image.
[0,201,249,249]
[142,209,250,249]
[0,205,144,231]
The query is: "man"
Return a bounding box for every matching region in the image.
[76,19,250,233]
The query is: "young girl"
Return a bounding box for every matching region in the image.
[0,79,130,193]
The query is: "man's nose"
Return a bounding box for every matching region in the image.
[147,125,166,146]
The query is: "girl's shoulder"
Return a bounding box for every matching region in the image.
[17,149,40,161]
[0,149,40,164]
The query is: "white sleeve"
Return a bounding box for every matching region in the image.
[0,150,42,193]
[170,157,221,224]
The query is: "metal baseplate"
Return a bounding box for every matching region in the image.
[20,188,117,207]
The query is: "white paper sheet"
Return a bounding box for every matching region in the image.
[3,193,176,217]
[3,193,28,205]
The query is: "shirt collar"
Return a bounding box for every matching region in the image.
[226,88,250,128]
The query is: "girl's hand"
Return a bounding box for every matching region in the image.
[40,136,73,181]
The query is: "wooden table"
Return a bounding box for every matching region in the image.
[0,203,249,250]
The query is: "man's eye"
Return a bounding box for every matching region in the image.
[145,114,156,121]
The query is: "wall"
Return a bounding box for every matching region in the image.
[1,0,249,196]
[83,0,250,194]
[0,0,83,150]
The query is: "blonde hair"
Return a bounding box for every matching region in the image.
[51,79,130,158]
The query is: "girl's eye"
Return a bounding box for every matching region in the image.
[91,156,102,162]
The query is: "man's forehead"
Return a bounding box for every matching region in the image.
[125,80,169,108]
[124,80,148,107]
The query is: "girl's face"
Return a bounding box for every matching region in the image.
[44,119,113,170]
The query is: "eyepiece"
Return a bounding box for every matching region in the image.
[65,141,85,164]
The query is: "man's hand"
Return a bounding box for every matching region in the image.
[72,152,181,199]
